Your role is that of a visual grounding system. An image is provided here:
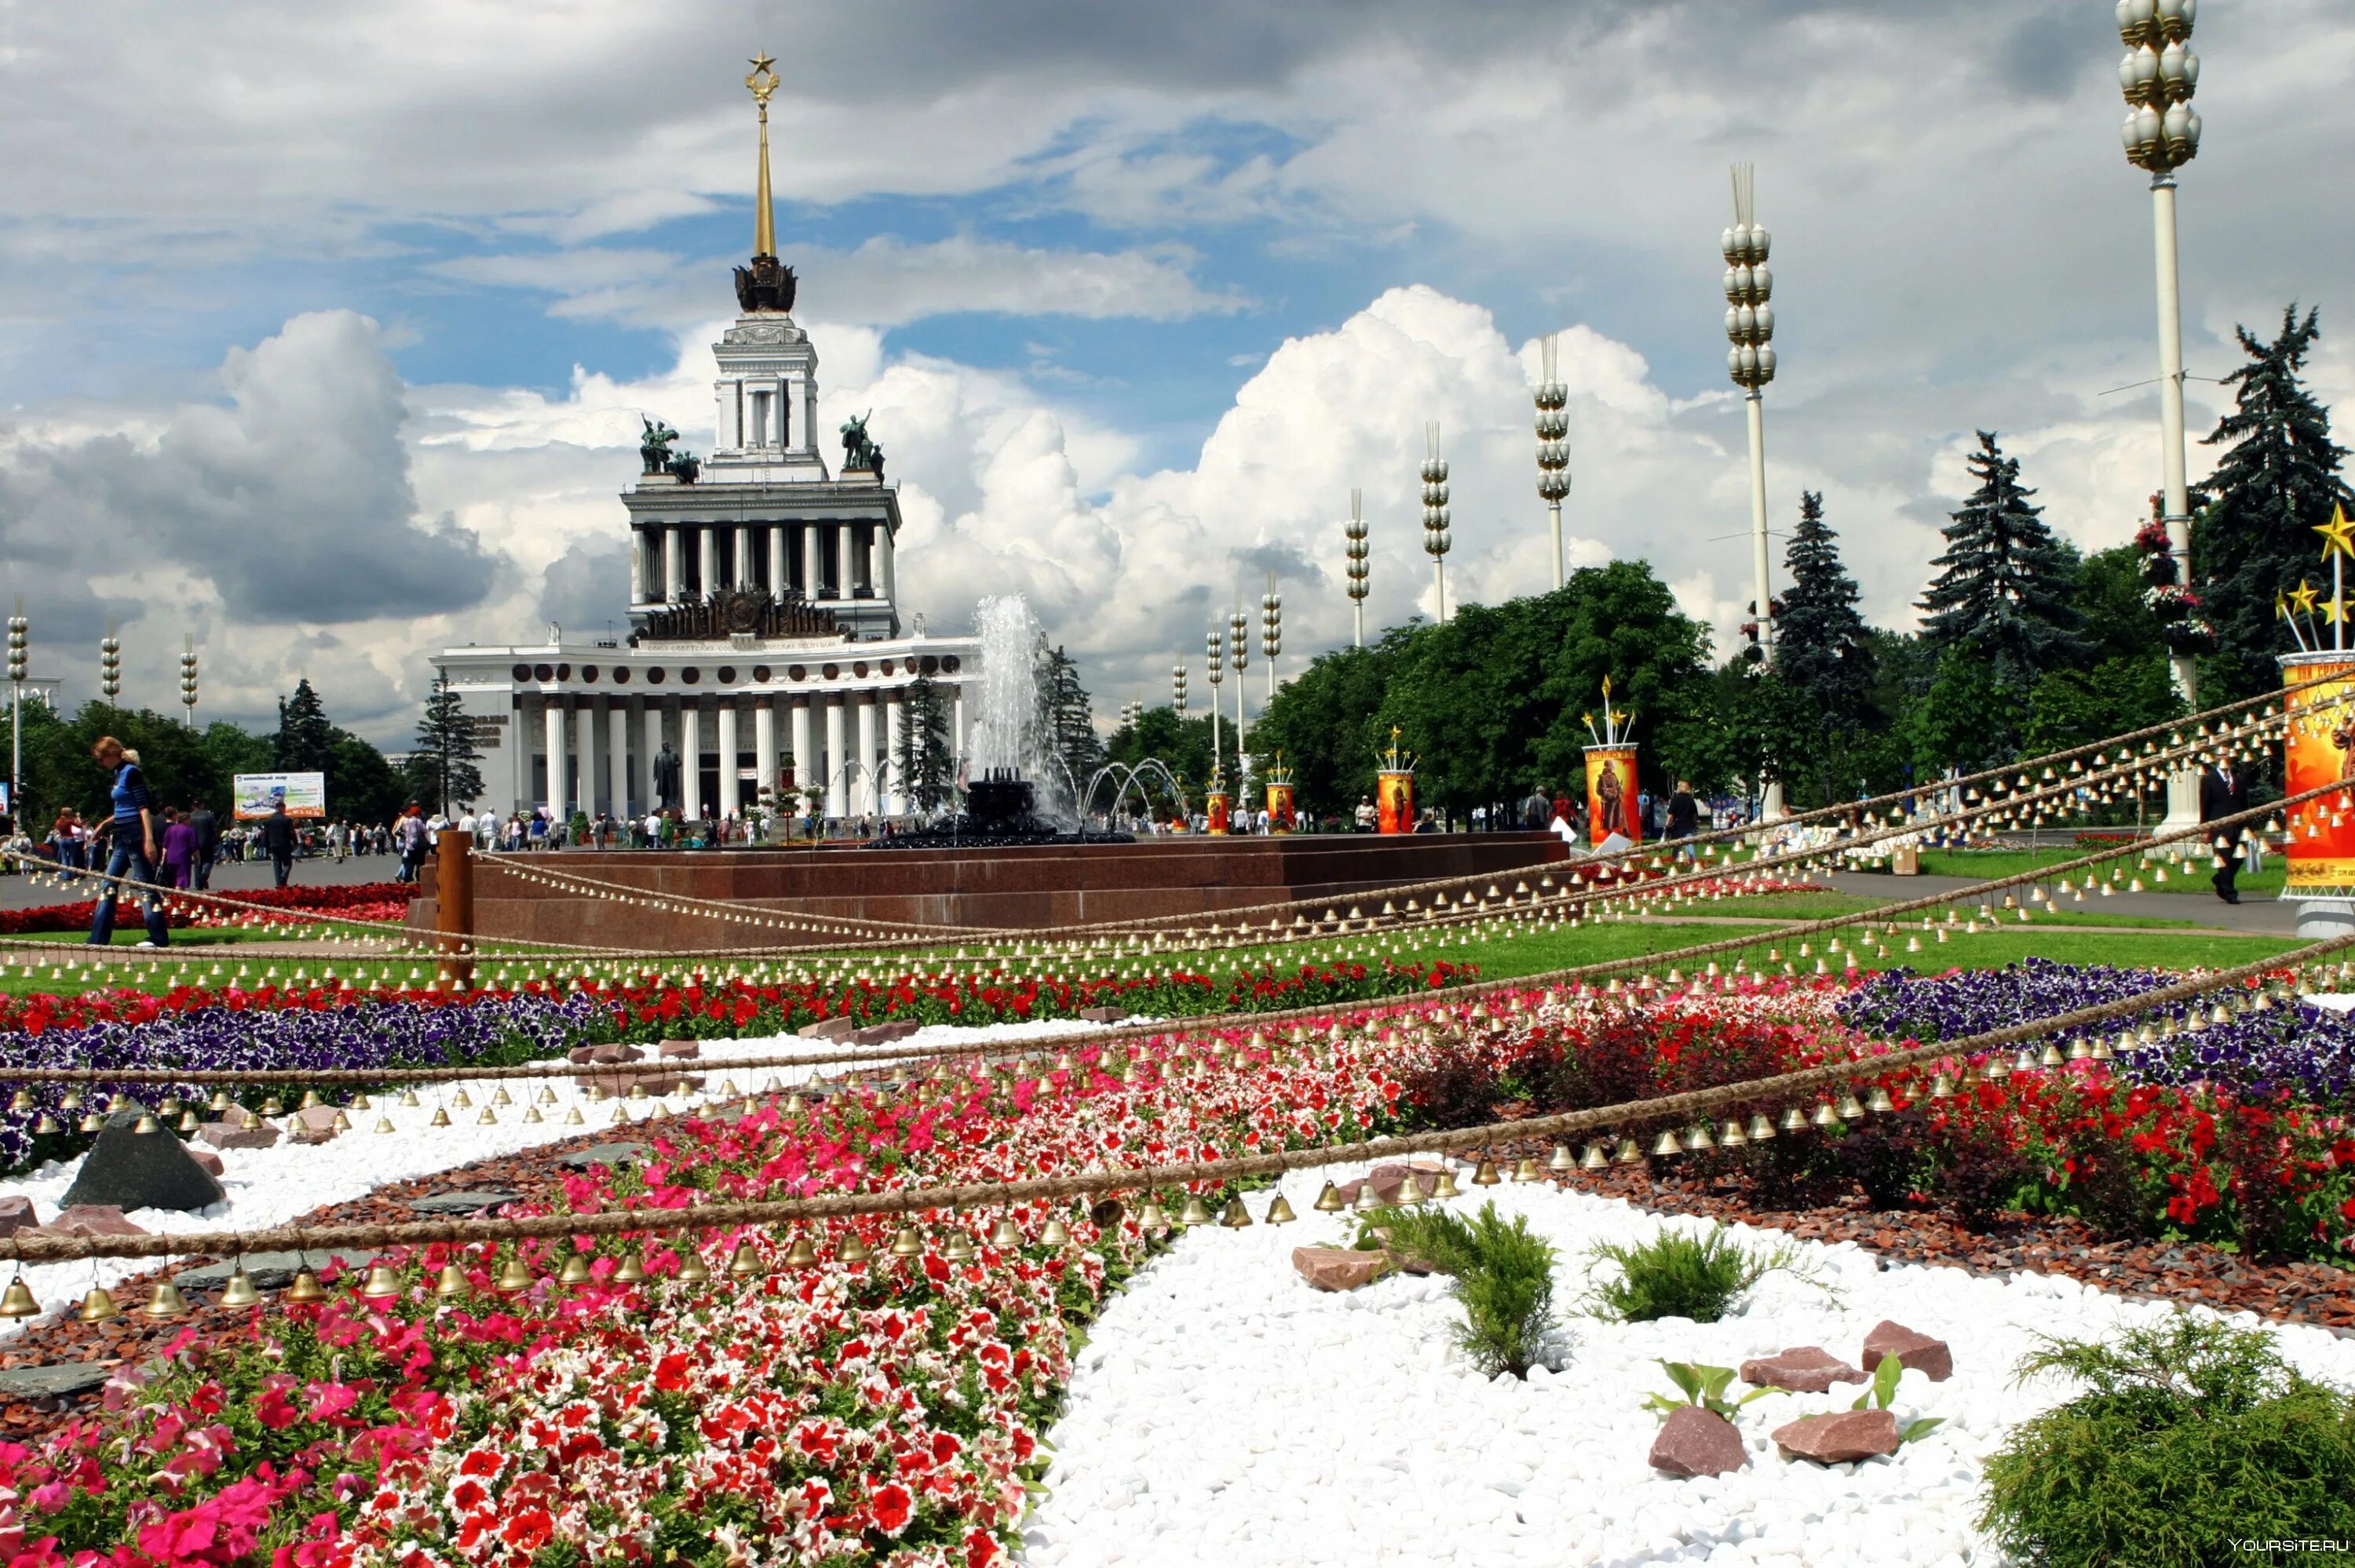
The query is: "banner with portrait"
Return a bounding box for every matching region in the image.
[233,771,327,821]
[1377,771,1416,834]
[1265,781,1296,833]
[1584,746,1641,846]
[2282,652,2355,893]
[1206,788,1232,836]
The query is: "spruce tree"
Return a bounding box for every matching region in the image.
[893,673,954,819]
[1918,431,2086,689]
[1776,490,1878,804]
[2196,305,2355,701]
[407,671,485,816]
[271,678,335,773]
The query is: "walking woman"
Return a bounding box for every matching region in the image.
[86,737,170,947]
[160,808,198,889]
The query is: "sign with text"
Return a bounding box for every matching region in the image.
[233,771,327,821]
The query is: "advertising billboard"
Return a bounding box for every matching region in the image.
[233,771,327,821]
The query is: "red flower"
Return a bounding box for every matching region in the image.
[869,1481,915,1537]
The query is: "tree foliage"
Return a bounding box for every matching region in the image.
[405,671,485,816]
[1775,490,1881,804]
[893,673,955,819]
[1919,431,2087,690]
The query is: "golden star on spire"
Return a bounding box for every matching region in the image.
[2292,579,2322,615]
[746,53,779,104]
[2316,501,2355,560]
[2326,596,2350,627]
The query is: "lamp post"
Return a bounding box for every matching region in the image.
[1261,572,1281,702]
[1205,629,1224,786]
[1724,162,1782,819]
[98,628,122,706]
[6,600,24,819]
[1229,607,1250,777]
[2118,0,2205,826]
[1171,660,1187,714]
[180,637,199,729]
[1535,334,1571,591]
[1343,487,1370,647]
[1422,423,1451,622]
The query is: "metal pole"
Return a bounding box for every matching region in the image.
[1549,501,1565,592]
[1746,387,1783,820]
[2152,171,2202,826]
[1433,560,1446,625]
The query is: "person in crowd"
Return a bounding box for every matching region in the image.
[394,802,429,881]
[187,798,218,888]
[1354,795,1377,833]
[159,807,198,889]
[2201,754,2250,905]
[257,798,297,888]
[1666,779,1700,841]
[1521,785,1551,831]
[46,808,85,871]
[1549,800,1585,852]
[86,737,170,947]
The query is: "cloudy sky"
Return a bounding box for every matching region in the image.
[3,1,2351,743]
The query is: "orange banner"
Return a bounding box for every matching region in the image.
[2283,652,2355,892]
[1265,782,1296,833]
[1206,789,1231,836]
[1377,771,1415,834]
[1585,746,1641,845]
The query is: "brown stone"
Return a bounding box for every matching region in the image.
[1367,1163,1440,1203]
[1292,1245,1395,1292]
[850,1020,923,1047]
[566,1045,597,1065]
[574,1072,693,1098]
[0,1198,33,1238]
[1079,1005,1132,1023]
[198,1118,280,1150]
[291,1106,341,1144]
[657,1039,703,1059]
[1861,1321,1952,1382]
[1741,1346,1870,1394]
[1649,1406,1748,1478]
[187,1149,225,1177]
[43,1205,147,1238]
[798,1016,857,1041]
[1772,1409,1901,1464]
[586,1044,644,1064]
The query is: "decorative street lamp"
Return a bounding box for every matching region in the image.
[1229,607,1250,773]
[1205,629,1224,786]
[98,627,122,705]
[1422,423,1451,623]
[2118,0,2204,824]
[1535,334,1571,591]
[6,600,24,815]
[1261,571,1281,702]
[1724,162,1778,671]
[180,637,199,728]
[1342,487,1370,647]
[1171,659,1188,714]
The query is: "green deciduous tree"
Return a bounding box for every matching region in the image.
[1919,432,2087,690]
[2025,656,2182,758]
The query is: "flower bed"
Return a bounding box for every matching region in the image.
[0,884,418,936]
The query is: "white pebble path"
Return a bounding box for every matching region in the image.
[1020,1165,2355,1568]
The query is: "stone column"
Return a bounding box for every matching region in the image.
[882,689,904,815]
[717,700,741,820]
[855,692,879,817]
[838,523,856,597]
[699,527,716,596]
[606,697,630,819]
[681,701,703,821]
[509,693,528,819]
[663,527,684,604]
[735,525,753,590]
[754,696,777,811]
[576,691,599,819]
[824,696,848,820]
[880,524,896,606]
[788,696,812,812]
[542,698,567,815]
[769,527,787,596]
[802,524,822,600]
[629,533,643,604]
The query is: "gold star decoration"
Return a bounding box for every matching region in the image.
[745,53,780,106]
[2325,596,2350,628]
[2316,501,2355,561]
[2292,579,2323,616]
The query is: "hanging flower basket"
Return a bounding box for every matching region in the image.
[2162,616,2218,655]
[2145,584,2201,625]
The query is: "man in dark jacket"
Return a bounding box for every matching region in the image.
[2200,757,2250,903]
[188,800,219,889]
[258,802,297,888]
[1666,779,1700,840]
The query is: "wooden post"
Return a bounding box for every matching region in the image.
[435,826,475,985]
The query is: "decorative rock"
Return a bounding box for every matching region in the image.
[1862,1320,1952,1382]
[1772,1409,1901,1464]
[1079,1005,1132,1023]
[0,1197,35,1237]
[58,1116,225,1213]
[187,1148,225,1177]
[1366,1163,1438,1203]
[657,1039,703,1059]
[586,1043,645,1063]
[798,1016,856,1041]
[199,1118,280,1150]
[291,1105,342,1144]
[42,1205,147,1238]
[1740,1346,1870,1394]
[0,1363,111,1399]
[1648,1406,1748,1478]
[566,1045,598,1064]
[851,1020,923,1047]
[407,1190,520,1216]
[1291,1246,1394,1292]
[557,1141,650,1171]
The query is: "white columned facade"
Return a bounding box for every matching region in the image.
[823,697,848,819]
[735,526,753,590]
[880,527,896,603]
[542,699,567,815]
[663,527,684,603]
[769,527,787,595]
[855,693,879,816]
[638,700,660,815]
[717,700,741,819]
[838,523,856,596]
[607,698,630,819]
[882,691,904,815]
[576,695,599,818]
[698,527,715,595]
[789,698,812,810]
[802,525,821,599]
[754,698,777,809]
[681,702,703,819]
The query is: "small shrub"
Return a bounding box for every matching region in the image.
[1642,1361,1776,1421]
[1583,1226,1800,1324]
[1980,1319,2355,1566]
[1356,1202,1561,1378]
[1851,1352,1944,1444]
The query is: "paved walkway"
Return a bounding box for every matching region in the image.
[1820,870,2298,935]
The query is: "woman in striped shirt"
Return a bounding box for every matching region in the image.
[86,735,170,948]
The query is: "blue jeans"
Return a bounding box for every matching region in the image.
[88,833,170,946]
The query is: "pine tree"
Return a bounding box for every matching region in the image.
[407,671,485,816]
[2196,306,2355,701]
[1035,644,1102,791]
[1918,431,2087,689]
[271,678,335,773]
[1776,490,1879,804]
[893,673,954,819]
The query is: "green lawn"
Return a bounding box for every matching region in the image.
[1692,890,2203,931]
[1915,847,2287,898]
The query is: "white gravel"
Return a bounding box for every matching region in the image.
[0,1016,1115,1333]
[1020,1167,2355,1568]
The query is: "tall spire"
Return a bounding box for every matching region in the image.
[732,53,798,314]
[746,52,779,259]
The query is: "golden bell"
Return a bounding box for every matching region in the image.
[1810,1103,1841,1129]
[717,1241,761,1280]
[178,1110,200,1133]
[350,1094,371,1110]
[1929,1074,1955,1099]
[57,1091,82,1112]
[433,1264,469,1297]
[564,1107,585,1125]
[6,1090,30,1113]
[77,1285,120,1322]
[536,1085,557,1106]
[1579,1142,1609,1170]
[1652,1130,1682,1158]
[1178,1194,1214,1227]
[1683,1124,1716,1153]
[943,1230,977,1263]
[398,1089,421,1108]
[1547,1143,1575,1172]
[1780,1107,1809,1134]
[783,1235,820,1268]
[890,1226,925,1258]
[476,1107,498,1125]
[1867,1087,1897,1114]
[1717,1119,1747,1148]
[298,1090,321,1110]
[1313,1181,1345,1212]
[1746,1114,1776,1142]
[836,1234,872,1265]
[141,1280,189,1319]
[612,1252,646,1285]
[208,1089,232,1111]
[0,1278,38,1319]
[1038,1217,1072,1246]
[1263,1195,1296,1225]
[286,1267,327,1304]
[555,1255,593,1288]
[132,1113,160,1135]
[1431,1169,1460,1199]
[33,1114,58,1135]
[1471,1158,1502,1187]
[429,1107,452,1128]
[77,1113,102,1134]
[492,1087,512,1107]
[261,1096,283,1116]
[360,1263,404,1301]
[1353,1182,1382,1211]
[451,1088,473,1109]
[493,1257,533,1294]
[214,1267,261,1310]
[608,1104,630,1125]
[1512,1156,1543,1182]
[1616,1137,1645,1165]
[675,1252,712,1286]
[987,1217,1022,1249]
[1218,1196,1252,1228]
[1137,1201,1170,1233]
[1835,1092,1868,1121]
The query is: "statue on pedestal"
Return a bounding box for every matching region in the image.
[653,743,682,811]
